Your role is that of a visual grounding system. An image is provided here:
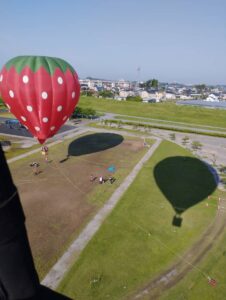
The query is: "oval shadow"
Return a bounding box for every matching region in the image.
[154,156,218,227]
[68,133,124,156]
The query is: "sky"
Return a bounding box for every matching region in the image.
[0,0,226,85]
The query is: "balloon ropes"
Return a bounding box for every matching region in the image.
[0,56,80,144]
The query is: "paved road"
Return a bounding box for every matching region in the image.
[151,128,226,166]
[0,117,80,140]
[98,113,226,166]
[0,124,76,139]
[101,112,226,135]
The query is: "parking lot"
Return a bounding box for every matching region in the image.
[0,117,76,138]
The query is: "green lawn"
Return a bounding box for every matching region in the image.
[58,141,221,299]
[79,96,226,128]
[160,229,226,300]
[0,103,13,118]
[114,115,226,132]
[0,136,39,159]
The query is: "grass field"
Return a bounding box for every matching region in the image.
[58,140,223,299]
[0,135,39,159]
[0,103,13,118]
[9,132,148,279]
[160,227,226,300]
[79,96,226,128]
[114,115,226,132]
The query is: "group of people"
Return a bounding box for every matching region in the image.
[30,147,117,186]
[30,145,49,175]
[90,174,116,184]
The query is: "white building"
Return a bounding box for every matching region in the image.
[164,92,176,100]
[205,94,219,102]
[116,79,131,90]
[138,90,150,99]
[119,90,135,99]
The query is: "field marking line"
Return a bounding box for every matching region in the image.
[41,138,162,289]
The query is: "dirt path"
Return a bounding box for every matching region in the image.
[129,198,226,300]
[41,138,162,289]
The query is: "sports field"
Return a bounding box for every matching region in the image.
[9,132,149,279]
[58,140,225,299]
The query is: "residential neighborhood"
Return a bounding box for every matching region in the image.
[79,77,226,103]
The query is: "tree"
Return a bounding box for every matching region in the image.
[211,154,217,166]
[191,141,202,152]
[151,79,158,88]
[117,120,123,129]
[81,90,94,97]
[72,106,97,118]
[182,136,189,146]
[145,79,158,89]
[99,90,114,98]
[169,133,176,141]
[195,84,206,93]
[133,124,138,130]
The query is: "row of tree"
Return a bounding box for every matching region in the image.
[169,133,203,151]
[71,106,97,119]
[139,79,158,89]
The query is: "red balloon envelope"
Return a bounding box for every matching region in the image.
[0,56,80,144]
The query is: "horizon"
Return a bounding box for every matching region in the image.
[80,76,226,87]
[0,0,225,85]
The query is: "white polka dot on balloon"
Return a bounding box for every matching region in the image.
[35,126,40,131]
[22,75,29,83]
[57,77,63,84]
[63,116,67,121]
[57,105,63,112]
[27,105,33,112]
[72,91,76,99]
[41,91,48,99]
[21,116,26,121]
[42,117,48,123]
[9,90,14,98]
[0,74,3,82]
[50,126,55,131]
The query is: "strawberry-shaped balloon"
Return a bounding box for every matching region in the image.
[0,56,80,144]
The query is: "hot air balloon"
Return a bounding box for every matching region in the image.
[0,56,80,144]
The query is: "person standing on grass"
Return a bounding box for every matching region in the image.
[30,162,40,175]
[99,176,103,184]
[90,174,95,182]
[41,145,49,162]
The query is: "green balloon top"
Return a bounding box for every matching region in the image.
[4,56,75,75]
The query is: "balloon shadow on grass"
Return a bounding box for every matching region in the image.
[68,133,124,157]
[154,156,218,227]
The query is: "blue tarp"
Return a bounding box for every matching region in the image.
[107,165,116,173]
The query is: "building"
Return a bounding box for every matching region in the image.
[205,94,219,102]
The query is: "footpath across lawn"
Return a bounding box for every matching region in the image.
[58,141,220,299]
